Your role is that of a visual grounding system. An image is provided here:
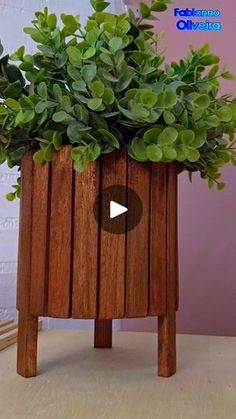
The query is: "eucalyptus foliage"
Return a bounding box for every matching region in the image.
[0,0,236,200]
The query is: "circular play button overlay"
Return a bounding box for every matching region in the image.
[93,185,143,234]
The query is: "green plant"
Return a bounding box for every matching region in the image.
[0,0,236,199]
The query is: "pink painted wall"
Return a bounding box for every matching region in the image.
[121,0,236,336]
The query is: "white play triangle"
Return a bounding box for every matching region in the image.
[110,200,128,219]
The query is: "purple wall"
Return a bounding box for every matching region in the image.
[122,0,236,336]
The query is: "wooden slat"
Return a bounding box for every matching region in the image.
[125,159,150,317]
[30,162,50,315]
[0,321,17,336]
[72,162,99,318]
[16,153,39,377]
[158,163,178,377]
[0,329,18,351]
[47,146,73,318]
[0,320,14,328]
[98,148,127,319]
[16,153,33,311]
[149,164,167,316]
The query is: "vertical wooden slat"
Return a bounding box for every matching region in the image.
[158,162,178,377]
[16,154,33,310]
[149,163,167,316]
[72,162,99,318]
[30,162,49,316]
[125,159,150,317]
[47,146,73,318]
[98,148,127,319]
[17,153,38,377]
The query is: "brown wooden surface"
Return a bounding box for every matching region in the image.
[47,146,73,318]
[158,163,177,377]
[149,163,167,316]
[98,148,127,319]
[94,319,112,348]
[30,162,50,315]
[16,153,38,377]
[72,162,99,318]
[125,158,150,317]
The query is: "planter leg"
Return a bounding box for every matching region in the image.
[158,312,176,377]
[94,319,112,348]
[17,311,38,377]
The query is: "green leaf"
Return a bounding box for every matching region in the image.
[6,192,16,202]
[156,91,177,108]
[185,147,200,162]
[52,131,63,150]
[200,54,219,66]
[109,37,123,54]
[72,80,87,93]
[151,2,167,12]
[140,2,151,18]
[83,47,96,60]
[91,1,110,12]
[88,98,103,111]
[217,182,226,191]
[146,144,163,162]
[5,98,21,110]
[158,127,178,145]
[192,129,207,148]
[82,64,97,83]
[35,101,47,114]
[67,46,82,68]
[163,110,175,124]
[74,158,86,172]
[91,81,105,98]
[87,143,101,161]
[181,130,195,145]
[37,82,47,99]
[33,149,45,164]
[131,137,147,161]
[163,146,177,160]
[47,14,57,30]
[100,53,114,66]
[143,127,162,144]
[103,88,115,105]
[44,145,55,161]
[216,106,233,122]
[194,94,210,108]
[52,111,72,122]
[98,128,120,148]
[139,90,157,108]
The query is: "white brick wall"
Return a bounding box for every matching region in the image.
[0,0,123,330]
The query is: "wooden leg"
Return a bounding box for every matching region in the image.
[158,163,178,377]
[17,311,38,377]
[94,319,112,348]
[158,312,176,377]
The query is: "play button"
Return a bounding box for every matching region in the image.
[110,201,128,219]
[93,184,143,234]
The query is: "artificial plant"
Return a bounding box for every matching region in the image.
[0,0,236,200]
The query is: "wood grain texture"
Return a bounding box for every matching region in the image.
[158,163,178,377]
[30,162,50,316]
[47,146,73,318]
[94,319,112,348]
[125,158,150,317]
[72,162,99,318]
[16,153,38,377]
[0,321,17,336]
[98,148,127,319]
[149,163,167,316]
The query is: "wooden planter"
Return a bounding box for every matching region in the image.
[16,145,178,378]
